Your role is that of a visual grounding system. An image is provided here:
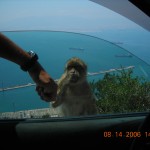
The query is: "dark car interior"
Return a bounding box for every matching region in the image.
[0,112,150,149]
[0,1,150,149]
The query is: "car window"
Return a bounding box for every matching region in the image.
[0,1,150,119]
[0,30,150,119]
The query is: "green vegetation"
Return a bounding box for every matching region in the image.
[89,69,150,113]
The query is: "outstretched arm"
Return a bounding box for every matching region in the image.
[0,33,57,102]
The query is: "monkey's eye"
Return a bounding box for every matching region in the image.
[67,66,73,70]
[75,65,84,72]
[67,65,84,73]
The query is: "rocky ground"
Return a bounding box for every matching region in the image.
[0,107,60,119]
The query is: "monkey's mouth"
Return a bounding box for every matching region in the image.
[70,75,79,83]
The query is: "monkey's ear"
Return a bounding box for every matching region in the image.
[65,63,68,71]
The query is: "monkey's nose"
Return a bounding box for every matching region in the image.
[71,71,75,74]
[70,69,76,74]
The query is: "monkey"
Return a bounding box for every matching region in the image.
[51,57,98,117]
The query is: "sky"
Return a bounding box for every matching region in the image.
[0,0,150,64]
[0,0,140,31]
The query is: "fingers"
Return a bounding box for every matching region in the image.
[29,69,58,101]
[36,85,57,102]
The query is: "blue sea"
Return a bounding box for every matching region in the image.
[0,31,150,112]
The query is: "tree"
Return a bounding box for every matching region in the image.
[89,69,150,113]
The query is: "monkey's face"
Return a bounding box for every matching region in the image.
[65,58,87,84]
[67,65,83,83]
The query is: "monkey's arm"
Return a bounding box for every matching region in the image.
[51,96,62,108]
[52,74,68,108]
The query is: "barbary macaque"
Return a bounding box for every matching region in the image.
[52,57,98,117]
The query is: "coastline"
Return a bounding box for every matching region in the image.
[0,83,36,92]
[0,107,59,119]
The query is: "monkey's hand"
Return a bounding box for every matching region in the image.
[51,95,63,108]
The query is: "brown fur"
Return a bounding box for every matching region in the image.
[52,57,98,117]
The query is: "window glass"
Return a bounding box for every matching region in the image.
[0,31,150,119]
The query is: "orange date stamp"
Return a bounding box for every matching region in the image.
[103,131,150,138]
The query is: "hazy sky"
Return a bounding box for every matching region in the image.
[0,0,141,31]
[0,0,150,64]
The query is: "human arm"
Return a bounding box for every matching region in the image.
[0,33,57,102]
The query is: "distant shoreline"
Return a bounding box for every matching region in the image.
[0,66,135,92]
[0,83,35,92]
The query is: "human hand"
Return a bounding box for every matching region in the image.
[28,62,58,102]
[35,71,58,102]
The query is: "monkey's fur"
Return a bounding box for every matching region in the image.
[52,57,98,117]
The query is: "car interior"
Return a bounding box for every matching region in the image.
[0,0,150,149]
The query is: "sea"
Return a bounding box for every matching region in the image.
[0,31,150,112]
